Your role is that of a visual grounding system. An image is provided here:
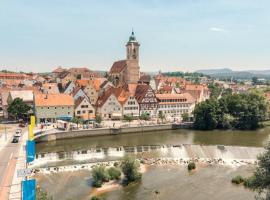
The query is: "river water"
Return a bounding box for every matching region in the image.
[35,128,270,200]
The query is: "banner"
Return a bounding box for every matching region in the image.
[30,116,35,127]
[22,179,36,200]
[26,140,35,163]
[28,125,34,141]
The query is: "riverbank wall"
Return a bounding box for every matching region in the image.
[35,123,190,142]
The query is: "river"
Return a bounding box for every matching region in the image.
[35,128,270,200]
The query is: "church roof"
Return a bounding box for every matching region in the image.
[109,60,127,74]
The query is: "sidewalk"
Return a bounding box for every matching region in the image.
[8,130,27,200]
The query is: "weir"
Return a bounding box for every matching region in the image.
[31,144,265,168]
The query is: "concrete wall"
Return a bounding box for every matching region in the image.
[35,124,173,142]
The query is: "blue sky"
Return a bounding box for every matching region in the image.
[0,0,270,72]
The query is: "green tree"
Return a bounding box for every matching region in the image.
[245,143,270,199]
[121,156,142,184]
[70,116,81,128]
[158,111,165,123]
[7,98,31,120]
[225,93,267,130]
[95,115,102,124]
[194,92,268,130]
[208,83,222,99]
[181,113,189,122]
[193,99,219,130]
[139,112,150,121]
[123,114,134,122]
[252,76,258,85]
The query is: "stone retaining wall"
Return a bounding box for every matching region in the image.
[35,124,173,142]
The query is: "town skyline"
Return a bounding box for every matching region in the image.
[1,0,270,72]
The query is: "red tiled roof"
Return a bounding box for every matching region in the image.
[109,60,127,74]
[35,93,74,106]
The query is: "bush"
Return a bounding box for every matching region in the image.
[121,156,142,184]
[231,175,245,184]
[123,115,134,122]
[107,167,121,180]
[90,196,104,200]
[187,162,196,171]
[92,166,110,188]
[243,176,255,188]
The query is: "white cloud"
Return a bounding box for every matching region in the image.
[209,27,228,33]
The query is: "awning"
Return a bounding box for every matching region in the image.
[57,116,72,121]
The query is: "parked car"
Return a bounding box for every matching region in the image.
[19,123,26,128]
[12,136,20,143]
[15,129,22,137]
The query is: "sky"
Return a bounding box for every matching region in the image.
[0,0,270,73]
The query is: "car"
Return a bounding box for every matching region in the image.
[19,123,25,128]
[15,129,22,136]
[12,136,20,143]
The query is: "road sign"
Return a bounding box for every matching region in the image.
[17,168,32,178]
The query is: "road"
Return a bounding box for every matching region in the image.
[0,127,25,200]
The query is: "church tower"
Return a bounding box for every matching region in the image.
[125,30,140,84]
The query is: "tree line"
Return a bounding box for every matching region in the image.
[193,91,269,130]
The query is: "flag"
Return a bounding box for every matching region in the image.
[26,140,35,163]
[22,179,36,200]
[28,125,34,140]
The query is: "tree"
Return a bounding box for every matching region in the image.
[193,99,219,130]
[208,83,222,99]
[246,143,270,199]
[193,92,268,130]
[252,77,258,85]
[181,113,189,122]
[158,111,165,123]
[7,98,31,120]
[123,114,134,122]
[70,116,81,128]
[95,115,102,124]
[139,112,150,121]
[121,156,142,184]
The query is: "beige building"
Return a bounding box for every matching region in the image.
[75,97,95,120]
[109,31,140,86]
[34,94,74,123]
[76,79,100,105]
[96,88,122,119]
[156,93,195,118]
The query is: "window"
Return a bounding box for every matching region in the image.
[82,110,86,114]
[77,111,81,114]
[89,110,93,113]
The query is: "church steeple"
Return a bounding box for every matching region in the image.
[129,29,137,42]
[126,30,140,60]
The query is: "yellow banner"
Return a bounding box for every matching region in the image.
[30,116,35,127]
[28,125,34,140]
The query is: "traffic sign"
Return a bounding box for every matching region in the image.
[17,168,32,178]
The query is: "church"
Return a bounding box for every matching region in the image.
[109,31,140,86]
